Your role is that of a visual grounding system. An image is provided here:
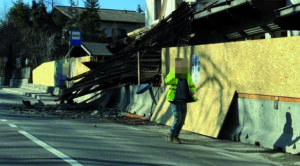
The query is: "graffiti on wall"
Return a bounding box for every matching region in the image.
[192,54,200,84]
[55,73,67,87]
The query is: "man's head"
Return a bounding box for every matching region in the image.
[175,58,188,78]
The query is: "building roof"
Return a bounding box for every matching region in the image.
[194,0,286,20]
[54,6,145,24]
[274,3,300,30]
[81,42,112,56]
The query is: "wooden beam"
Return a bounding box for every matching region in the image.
[196,0,218,13]
[137,51,140,85]
[159,0,168,20]
[66,70,91,81]
[238,93,300,103]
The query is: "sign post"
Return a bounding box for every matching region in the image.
[68,30,82,87]
[70,30,82,46]
[3,57,8,78]
[3,57,8,69]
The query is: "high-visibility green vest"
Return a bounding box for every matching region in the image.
[165,73,198,102]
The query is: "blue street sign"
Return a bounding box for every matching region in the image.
[70,30,81,46]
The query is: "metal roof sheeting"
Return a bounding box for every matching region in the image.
[81,42,112,56]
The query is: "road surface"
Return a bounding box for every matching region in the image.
[0,88,297,166]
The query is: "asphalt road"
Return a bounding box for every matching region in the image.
[0,88,285,166]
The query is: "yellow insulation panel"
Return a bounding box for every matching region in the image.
[33,61,55,86]
[71,56,91,83]
[33,56,91,87]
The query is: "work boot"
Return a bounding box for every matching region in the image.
[174,137,182,144]
[168,135,174,142]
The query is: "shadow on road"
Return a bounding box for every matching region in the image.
[274,112,300,152]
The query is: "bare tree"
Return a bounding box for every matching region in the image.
[21,28,57,68]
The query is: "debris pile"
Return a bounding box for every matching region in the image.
[11,100,153,125]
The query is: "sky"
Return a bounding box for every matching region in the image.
[0,0,145,19]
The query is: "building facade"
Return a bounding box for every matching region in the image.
[54,6,145,42]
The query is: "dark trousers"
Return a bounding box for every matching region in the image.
[170,101,187,138]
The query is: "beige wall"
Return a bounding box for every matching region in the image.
[152,36,300,138]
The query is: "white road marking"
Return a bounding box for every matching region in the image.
[1,119,7,122]
[8,124,17,128]
[18,130,83,166]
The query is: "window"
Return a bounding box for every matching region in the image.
[281,31,287,37]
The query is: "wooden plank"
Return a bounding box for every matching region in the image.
[137,51,140,85]
[66,70,91,81]
[159,0,168,20]
[239,93,300,103]
[196,0,218,13]
[279,97,300,103]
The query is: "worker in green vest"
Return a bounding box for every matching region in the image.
[165,58,198,144]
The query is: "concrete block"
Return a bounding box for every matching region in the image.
[126,85,162,117]
[11,67,31,79]
[9,79,29,87]
[221,98,300,154]
[113,86,131,111]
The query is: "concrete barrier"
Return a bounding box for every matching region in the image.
[125,85,162,118]
[113,86,131,111]
[9,67,31,87]
[10,79,29,87]
[11,67,30,79]
[87,85,162,117]
[19,83,60,96]
[219,95,300,154]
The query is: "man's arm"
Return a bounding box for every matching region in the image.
[187,74,196,96]
[165,73,176,85]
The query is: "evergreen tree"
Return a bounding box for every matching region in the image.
[79,0,103,42]
[8,1,31,27]
[3,0,63,68]
[31,1,52,30]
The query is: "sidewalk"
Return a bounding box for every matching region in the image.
[1,86,60,105]
[130,122,300,166]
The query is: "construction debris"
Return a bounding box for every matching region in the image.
[11,102,153,125]
[57,2,195,109]
[22,100,31,107]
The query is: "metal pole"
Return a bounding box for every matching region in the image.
[68,31,71,88]
[137,51,140,85]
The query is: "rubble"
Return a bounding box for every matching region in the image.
[90,110,98,116]
[13,100,152,125]
[22,100,31,107]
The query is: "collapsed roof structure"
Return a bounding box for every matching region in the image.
[57,2,194,107]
